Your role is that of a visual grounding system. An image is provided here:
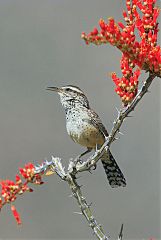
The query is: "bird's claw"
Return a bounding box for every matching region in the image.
[73,155,83,164]
[92,164,97,170]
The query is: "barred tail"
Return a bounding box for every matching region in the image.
[101,150,126,188]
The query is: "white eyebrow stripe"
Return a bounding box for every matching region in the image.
[65,86,83,93]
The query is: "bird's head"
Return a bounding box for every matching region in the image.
[46,85,89,110]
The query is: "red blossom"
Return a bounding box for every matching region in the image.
[15,175,22,184]
[19,163,35,181]
[34,174,44,185]
[91,27,99,35]
[0,162,43,224]
[82,0,161,105]
[11,205,21,225]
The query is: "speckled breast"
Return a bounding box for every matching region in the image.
[66,110,104,149]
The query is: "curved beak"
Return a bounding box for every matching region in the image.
[46,86,60,92]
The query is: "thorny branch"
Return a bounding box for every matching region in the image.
[35,72,157,240]
[48,157,110,240]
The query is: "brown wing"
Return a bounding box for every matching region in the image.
[83,108,109,138]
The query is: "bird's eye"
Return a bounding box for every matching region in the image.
[66,88,70,91]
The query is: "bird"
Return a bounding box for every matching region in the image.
[47,85,126,188]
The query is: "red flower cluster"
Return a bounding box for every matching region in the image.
[82,0,160,105]
[112,55,140,104]
[0,163,43,225]
[19,163,35,180]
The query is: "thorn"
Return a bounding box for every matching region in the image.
[126,115,133,118]
[115,107,120,114]
[88,169,92,174]
[104,146,109,152]
[96,143,99,151]
[87,202,93,207]
[68,157,73,163]
[81,196,86,201]
[73,211,83,215]
[112,137,119,144]
[114,137,119,141]
[68,194,73,198]
[118,223,124,240]
[118,131,124,135]
[75,175,82,179]
[105,136,109,142]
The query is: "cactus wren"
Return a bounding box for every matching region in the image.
[47,85,126,188]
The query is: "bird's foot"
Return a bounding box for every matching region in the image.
[92,164,97,170]
[73,155,83,165]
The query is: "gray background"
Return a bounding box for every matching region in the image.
[0,0,160,239]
